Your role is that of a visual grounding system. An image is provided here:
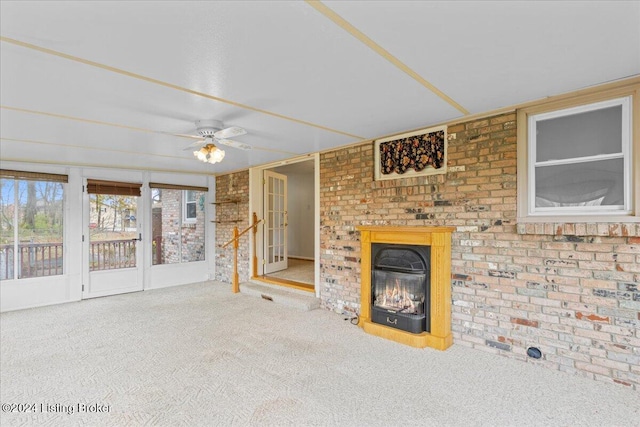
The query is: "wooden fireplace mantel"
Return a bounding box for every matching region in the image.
[357,225,455,350]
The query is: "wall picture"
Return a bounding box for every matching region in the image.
[374,125,447,181]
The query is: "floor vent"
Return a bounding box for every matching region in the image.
[240,282,320,311]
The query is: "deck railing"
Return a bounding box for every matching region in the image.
[89,239,136,271]
[0,242,63,279]
[0,239,137,279]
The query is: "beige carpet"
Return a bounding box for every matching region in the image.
[1,281,638,426]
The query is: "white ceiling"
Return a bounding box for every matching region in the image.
[1,1,639,176]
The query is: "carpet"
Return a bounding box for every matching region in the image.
[1,281,637,426]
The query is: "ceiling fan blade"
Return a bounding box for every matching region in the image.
[214,126,246,139]
[183,139,207,151]
[217,139,252,151]
[175,132,203,140]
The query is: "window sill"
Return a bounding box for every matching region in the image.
[516,219,640,237]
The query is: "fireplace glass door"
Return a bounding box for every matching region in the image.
[373,270,426,315]
[371,244,430,334]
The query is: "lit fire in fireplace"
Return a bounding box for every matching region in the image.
[374,278,424,314]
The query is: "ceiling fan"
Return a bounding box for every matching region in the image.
[184,119,251,164]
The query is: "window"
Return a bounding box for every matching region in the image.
[0,170,66,280]
[88,193,138,271]
[149,183,207,265]
[184,190,197,223]
[517,83,639,222]
[530,97,630,214]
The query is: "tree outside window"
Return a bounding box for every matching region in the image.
[0,177,64,280]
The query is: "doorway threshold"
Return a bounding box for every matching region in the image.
[252,276,315,293]
[241,281,320,311]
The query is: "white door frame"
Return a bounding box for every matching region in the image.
[82,179,144,298]
[249,153,320,297]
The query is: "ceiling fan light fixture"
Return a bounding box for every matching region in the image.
[193,143,225,164]
[185,120,249,162]
[194,146,208,162]
[208,146,225,164]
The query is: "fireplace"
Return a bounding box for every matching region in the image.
[371,244,430,334]
[357,226,454,350]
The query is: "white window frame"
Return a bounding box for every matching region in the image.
[517,81,640,224]
[528,96,631,216]
[182,190,197,224]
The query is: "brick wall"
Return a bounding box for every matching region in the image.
[215,112,639,390]
[214,171,250,283]
[157,189,205,264]
[160,190,180,263]
[317,113,639,390]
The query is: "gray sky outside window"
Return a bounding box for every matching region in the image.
[534,104,625,208]
[536,105,622,162]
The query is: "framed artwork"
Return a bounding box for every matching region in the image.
[374,125,447,181]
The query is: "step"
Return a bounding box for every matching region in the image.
[239,281,320,311]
